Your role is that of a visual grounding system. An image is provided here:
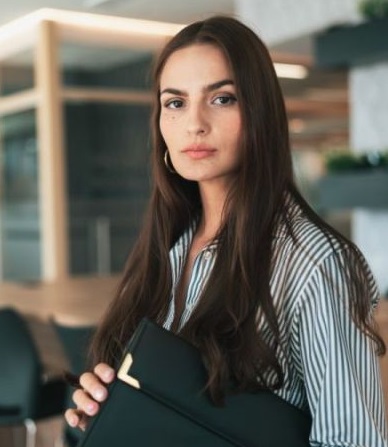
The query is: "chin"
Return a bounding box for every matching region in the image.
[175,166,231,184]
[174,167,206,182]
[178,174,204,182]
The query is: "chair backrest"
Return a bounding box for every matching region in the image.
[52,321,95,376]
[0,307,42,420]
[52,320,96,447]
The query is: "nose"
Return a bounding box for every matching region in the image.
[185,103,209,136]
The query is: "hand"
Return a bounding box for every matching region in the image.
[64,363,115,431]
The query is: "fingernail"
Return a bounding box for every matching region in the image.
[94,388,106,401]
[87,403,96,414]
[70,416,77,427]
[104,369,114,381]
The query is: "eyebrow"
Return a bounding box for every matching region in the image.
[160,79,234,96]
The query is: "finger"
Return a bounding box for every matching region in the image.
[65,408,89,431]
[73,388,100,416]
[79,372,108,402]
[65,408,79,427]
[94,363,116,384]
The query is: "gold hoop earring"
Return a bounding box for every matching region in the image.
[164,150,176,174]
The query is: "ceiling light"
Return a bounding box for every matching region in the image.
[274,63,308,79]
[40,8,184,37]
[0,8,184,44]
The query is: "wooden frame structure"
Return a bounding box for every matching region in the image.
[0,9,182,281]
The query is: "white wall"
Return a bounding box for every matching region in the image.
[237,0,361,44]
[350,62,388,294]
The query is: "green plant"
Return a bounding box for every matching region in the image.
[325,150,388,172]
[359,0,388,19]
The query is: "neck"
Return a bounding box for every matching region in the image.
[197,181,229,241]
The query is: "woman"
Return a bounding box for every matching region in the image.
[65,16,388,445]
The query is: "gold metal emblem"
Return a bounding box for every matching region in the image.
[117,353,141,389]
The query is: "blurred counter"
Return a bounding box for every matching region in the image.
[1,277,387,410]
[0,275,120,324]
[0,275,120,375]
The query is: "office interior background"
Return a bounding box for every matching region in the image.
[0,0,387,292]
[0,0,388,445]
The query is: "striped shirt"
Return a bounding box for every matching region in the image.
[164,203,388,447]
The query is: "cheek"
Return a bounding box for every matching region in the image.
[160,112,178,132]
[160,116,177,148]
[159,115,168,137]
[225,114,242,143]
[161,111,178,123]
[160,108,184,127]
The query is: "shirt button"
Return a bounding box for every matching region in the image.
[203,250,211,260]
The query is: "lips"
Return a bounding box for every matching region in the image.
[182,144,216,159]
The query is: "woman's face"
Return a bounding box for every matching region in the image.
[159,44,242,188]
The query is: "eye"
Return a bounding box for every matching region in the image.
[212,94,237,106]
[164,99,184,109]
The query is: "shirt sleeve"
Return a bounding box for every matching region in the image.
[291,250,388,447]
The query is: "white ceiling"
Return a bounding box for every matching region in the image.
[0,0,235,27]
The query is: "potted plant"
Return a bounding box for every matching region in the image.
[317,150,388,209]
[359,0,388,20]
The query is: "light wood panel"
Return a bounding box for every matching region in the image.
[62,87,152,104]
[0,88,38,116]
[35,20,69,281]
[0,275,119,324]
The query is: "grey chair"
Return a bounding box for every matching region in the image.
[52,319,96,447]
[0,307,67,447]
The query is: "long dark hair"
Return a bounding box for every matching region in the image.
[90,16,385,404]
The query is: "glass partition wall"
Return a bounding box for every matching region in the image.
[61,45,153,276]
[0,10,182,281]
[0,47,41,281]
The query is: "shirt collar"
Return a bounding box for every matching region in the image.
[170,193,302,252]
[171,219,218,256]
